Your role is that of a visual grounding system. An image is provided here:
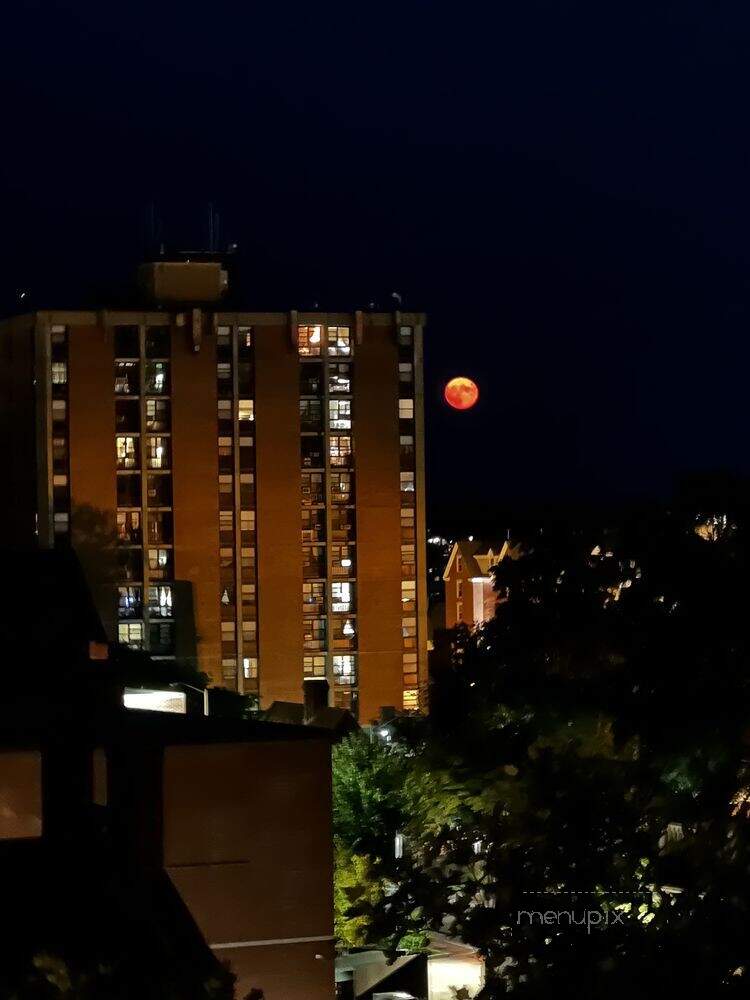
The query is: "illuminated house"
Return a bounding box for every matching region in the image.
[442,538,521,628]
[0,260,428,722]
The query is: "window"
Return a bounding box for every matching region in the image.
[402,616,417,648]
[298,324,322,357]
[240,547,255,573]
[303,617,326,650]
[333,655,356,684]
[117,473,141,507]
[332,581,354,613]
[400,508,415,540]
[331,472,353,505]
[301,472,324,505]
[302,508,326,542]
[329,364,352,394]
[148,585,173,618]
[303,581,326,614]
[219,509,234,540]
[145,361,169,395]
[116,398,140,433]
[332,617,357,650]
[116,436,139,470]
[146,398,170,431]
[217,326,231,348]
[398,326,413,347]
[148,547,173,580]
[300,399,322,431]
[403,689,419,710]
[219,473,233,496]
[300,364,323,395]
[217,362,232,394]
[149,621,175,655]
[401,543,415,576]
[401,580,416,611]
[399,398,414,420]
[52,399,67,427]
[330,508,355,543]
[147,474,172,507]
[304,654,326,678]
[403,651,418,686]
[118,586,142,619]
[115,361,139,395]
[400,434,414,464]
[456,554,463,573]
[331,545,355,576]
[239,399,254,424]
[117,510,142,544]
[303,546,326,579]
[118,547,143,583]
[457,580,464,600]
[398,362,413,384]
[53,511,70,534]
[146,436,170,470]
[238,362,253,394]
[240,510,255,535]
[301,435,325,469]
[328,325,351,357]
[114,326,139,358]
[329,399,352,429]
[145,327,170,358]
[51,361,67,385]
[148,511,173,544]
[243,656,258,679]
[400,471,415,494]
[330,435,353,467]
[238,326,253,350]
[118,622,143,648]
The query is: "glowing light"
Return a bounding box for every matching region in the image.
[444,376,479,410]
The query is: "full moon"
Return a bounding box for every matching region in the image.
[444,376,479,411]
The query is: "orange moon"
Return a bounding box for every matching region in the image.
[444,376,479,410]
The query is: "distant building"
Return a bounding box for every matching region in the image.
[442,538,521,628]
[0,260,428,721]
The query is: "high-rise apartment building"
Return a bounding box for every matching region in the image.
[0,262,428,722]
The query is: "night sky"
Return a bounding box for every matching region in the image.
[3,2,750,526]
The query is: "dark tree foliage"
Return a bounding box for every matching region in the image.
[335,506,750,996]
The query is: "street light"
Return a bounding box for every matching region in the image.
[169,682,209,716]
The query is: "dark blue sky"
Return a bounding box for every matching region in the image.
[3,1,750,522]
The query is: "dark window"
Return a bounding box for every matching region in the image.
[115,326,139,359]
[300,399,323,431]
[115,361,139,395]
[145,327,170,358]
[300,364,323,396]
[149,621,175,655]
[117,548,143,583]
[116,398,140,433]
[117,473,141,507]
[301,436,325,469]
[147,474,172,507]
[148,510,173,544]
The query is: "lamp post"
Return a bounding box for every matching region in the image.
[169,682,209,716]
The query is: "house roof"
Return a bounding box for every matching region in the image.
[442,537,522,581]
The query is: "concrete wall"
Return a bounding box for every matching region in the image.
[255,322,304,705]
[355,321,403,723]
[171,324,221,681]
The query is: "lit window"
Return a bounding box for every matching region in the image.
[118,586,142,619]
[238,326,253,348]
[398,362,413,383]
[117,510,141,544]
[146,398,170,431]
[398,326,413,347]
[327,325,351,357]
[303,581,326,611]
[400,508,415,539]
[330,436,353,467]
[115,361,139,395]
[53,512,69,533]
[303,617,326,650]
[298,325,322,357]
[403,651,418,686]
[51,361,67,385]
[331,545,355,575]
[116,436,139,470]
[217,361,232,384]
[218,436,232,457]
[301,472,324,505]
[145,361,169,395]
[243,656,258,679]
[402,616,417,638]
[52,399,67,424]
[329,364,352,393]
[304,654,326,677]
[403,689,419,710]
[148,584,173,618]
[219,473,233,495]
[401,580,416,610]
[118,622,143,649]
[331,472,353,505]
[240,510,255,532]
[329,399,352,429]
[146,436,170,470]
[148,548,172,580]
[333,655,356,684]
[239,399,254,423]
[400,471,415,493]
[332,581,353,613]
[399,399,414,420]
[401,543,415,575]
